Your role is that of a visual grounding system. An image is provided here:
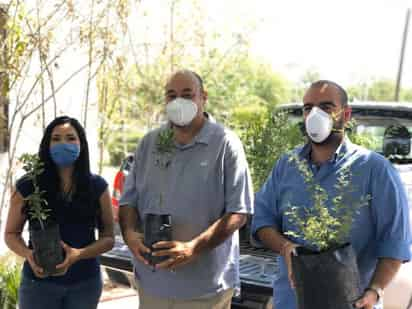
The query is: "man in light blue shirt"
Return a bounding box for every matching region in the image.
[252,80,411,309]
[119,70,253,308]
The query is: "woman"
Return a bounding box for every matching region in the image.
[4,116,114,309]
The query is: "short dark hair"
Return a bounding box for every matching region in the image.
[310,80,348,106]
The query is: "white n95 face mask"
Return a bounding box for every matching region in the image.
[305,107,333,143]
[166,98,198,126]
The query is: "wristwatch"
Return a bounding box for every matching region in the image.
[365,286,384,302]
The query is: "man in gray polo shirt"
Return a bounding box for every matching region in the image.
[118,69,253,308]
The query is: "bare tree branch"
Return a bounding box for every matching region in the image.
[83,0,96,129]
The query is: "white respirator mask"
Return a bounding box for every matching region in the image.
[166,97,198,127]
[305,107,334,143]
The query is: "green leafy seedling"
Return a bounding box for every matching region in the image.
[19,153,49,230]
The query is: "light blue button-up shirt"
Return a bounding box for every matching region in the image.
[252,139,411,309]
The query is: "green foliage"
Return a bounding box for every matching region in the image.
[107,130,144,166]
[0,254,22,309]
[347,78,412,102]
[288,69,321,102]
[346,119,380,151]
[4,1,30,96]
[156,128,175,155]
[96,0,292,158]
[401,88,412,101]
[154,127,175,170]
[285,154,370,251]
[366,79,396,101]
[231,106,304,192]
[19,153,49,230]
[348,131,380,151]
[201,56,291,123]
[100,54,292,167]
[154,128,175,210]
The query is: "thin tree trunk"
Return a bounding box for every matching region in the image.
[83,0,96,129]
[169,0,175,74]
[98,77,108,174]
[36,0,46,130]
[41,57,58,118]
[0,4,8,231]
[0,117,24,227]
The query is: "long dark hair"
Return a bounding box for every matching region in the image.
[38,116,91,204]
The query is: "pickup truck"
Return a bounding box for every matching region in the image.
[101,101,412,309]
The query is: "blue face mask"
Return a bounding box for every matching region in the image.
[50,143,80,167]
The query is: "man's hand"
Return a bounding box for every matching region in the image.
[55,241,81,275]
[152,240,198,270]
[125,232,150,266]
[119,206,150,265]
[25,250,46,278]
[281,241,299,289]
[354,290,379,309]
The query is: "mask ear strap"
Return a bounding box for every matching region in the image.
[330,110,343,121]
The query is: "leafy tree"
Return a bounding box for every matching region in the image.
[0,0,136,226]
[289,69,321,103]
[364,79,395,101]
[231,105,304,192]
[401,88,412,101]
[347,78,412,102]
[202,56,291,122]
[97,0,292,166]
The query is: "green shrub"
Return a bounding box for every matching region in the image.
[0,254,22,309]
[107,131,144,166]
[230,105,305,192]
[285,153,370,251]
[346,119,381,151]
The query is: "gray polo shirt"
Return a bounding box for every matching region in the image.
[119,116,253,299]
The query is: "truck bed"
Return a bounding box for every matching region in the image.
[100,236,278,308]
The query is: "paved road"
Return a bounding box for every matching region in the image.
[99,269,139,308]
[98,294,139,309]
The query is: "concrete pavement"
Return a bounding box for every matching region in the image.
[98,293,139,309]
[99,273,139,308]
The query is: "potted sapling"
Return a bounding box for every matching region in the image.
[285,153,370,309]
[143,128,174,268]
[20,153,65,276]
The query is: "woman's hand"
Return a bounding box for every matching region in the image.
[55,241,81,275]
[25,250,46,278]
[354,289,379,309]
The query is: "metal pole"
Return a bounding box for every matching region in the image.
[395,8,411,101]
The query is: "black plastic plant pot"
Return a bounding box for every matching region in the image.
[143,214,172,266]
[29,223,65,276]
[291,243,361,309]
